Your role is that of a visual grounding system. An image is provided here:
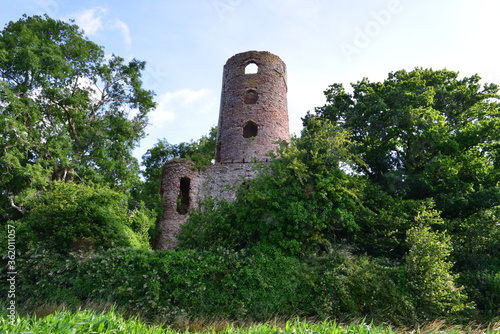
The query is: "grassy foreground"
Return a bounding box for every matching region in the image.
[1,307,500,334]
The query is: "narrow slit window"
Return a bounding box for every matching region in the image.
[243,121,258,138]
[176,177,190,215]
[245,62,258,74]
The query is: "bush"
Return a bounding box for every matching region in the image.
[4,243,81,306]
[4,246,310,321]
[459,268,500,320]
[301,247,416,325]
[405,206,472,319]
[71,247,310,321]
[19,182,154,253]
[3,244,446,325]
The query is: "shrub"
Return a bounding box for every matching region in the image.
[302,247,416,325]
[1,243,484,325]
[20,182,154,253]
[4,243,81,306]
[405,206,472,319]
[4,246,310,321]
[459,268,500,320]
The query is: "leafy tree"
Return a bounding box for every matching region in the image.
[310,68,500,261]
[405,203,471,319]
[178,118,364,255]
[0,15,156,221]
[310,68,500,220]
[350,183,423,258]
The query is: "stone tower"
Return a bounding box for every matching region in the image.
[156,51,289,249]
[216,51,289,163]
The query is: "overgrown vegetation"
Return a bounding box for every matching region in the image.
[13,182,154,253]
[1,14,499,331]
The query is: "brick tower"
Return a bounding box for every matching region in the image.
[156,51,289,249]
[215,51,289,163]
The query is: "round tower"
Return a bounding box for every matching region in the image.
[215,51,289,163]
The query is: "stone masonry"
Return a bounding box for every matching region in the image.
[156,51,289,250]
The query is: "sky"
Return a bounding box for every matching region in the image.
[2,0,500,163]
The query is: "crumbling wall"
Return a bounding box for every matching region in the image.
[157,162,265,249]
[200,163,265,203]
[156,159,201,249]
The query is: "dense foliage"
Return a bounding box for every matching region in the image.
[178,119,364,254]
[309,68,500,258]
[13,182,154,253]
[0,15,156,223]
[1,244,471,325]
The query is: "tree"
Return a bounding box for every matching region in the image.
[310,68,500,220]
[405,203,471,319]
[0,15,156,221]
[309,69,500,261]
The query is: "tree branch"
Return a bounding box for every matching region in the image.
[8,196,25,214]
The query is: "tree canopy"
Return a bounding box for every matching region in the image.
[307,68,500,260]
[0,15,156,221]
[310,68,500,220]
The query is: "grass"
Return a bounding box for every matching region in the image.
[1,306,499,333]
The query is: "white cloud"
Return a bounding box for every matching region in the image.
[149,88,214,126]
[73,7,106,36]
[109,18,132,47]
[134,88,218,159]
[71,7,132,47]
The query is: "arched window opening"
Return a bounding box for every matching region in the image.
[243,121,258,138]
[176,177,190,215]
[244,62,258,74]
[244,89,258,104]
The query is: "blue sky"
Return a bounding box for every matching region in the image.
[2,0,500,163]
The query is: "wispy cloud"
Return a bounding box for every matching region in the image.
[149,88,215,126]
[71,7,132,47]
[109,18,132,47]
[73,7,105,35]
[136,88,217,157]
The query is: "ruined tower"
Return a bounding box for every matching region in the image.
[156,51,289,249]
[216,51,289,163]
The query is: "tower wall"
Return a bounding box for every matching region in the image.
[215,51,289,163]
